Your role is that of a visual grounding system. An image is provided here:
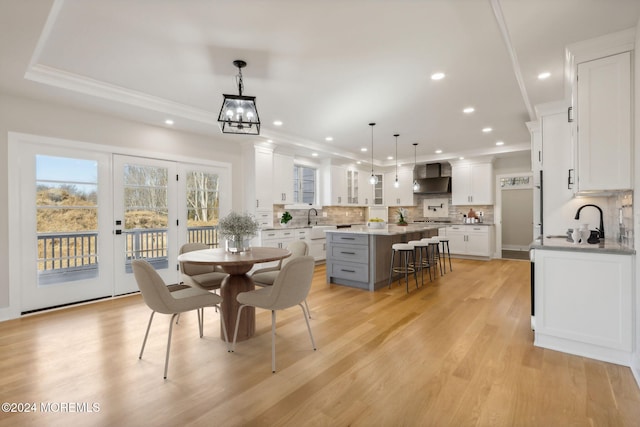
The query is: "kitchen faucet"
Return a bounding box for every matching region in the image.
[574,204,604,238]
[308,208,318,226]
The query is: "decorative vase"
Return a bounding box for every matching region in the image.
[280,222,289,228]
[225,236,251,253]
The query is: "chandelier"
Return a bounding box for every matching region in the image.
[217,60,261,135]
[368,123,378,185]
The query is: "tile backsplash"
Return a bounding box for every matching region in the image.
[272,195,496,228]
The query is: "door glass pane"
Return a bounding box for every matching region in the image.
[123,164,168,271]
[36,155,98,285]
[186,170,220,247]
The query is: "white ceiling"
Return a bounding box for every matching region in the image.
[1,0,640,166]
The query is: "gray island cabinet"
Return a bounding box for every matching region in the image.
[326,225,440,291]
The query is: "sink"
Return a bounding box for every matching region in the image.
[309,225,337,239]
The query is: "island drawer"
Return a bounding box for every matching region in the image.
[329,244,368,263]
[329,262,369,282]
[329,233,368,245]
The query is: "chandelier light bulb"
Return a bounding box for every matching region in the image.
[394,178,400,188]
[413,180,420,191]
[369,174,378,185]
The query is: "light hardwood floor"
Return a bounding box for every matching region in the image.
[1,259,639,426]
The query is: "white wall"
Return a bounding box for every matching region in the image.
[0,93,248,312]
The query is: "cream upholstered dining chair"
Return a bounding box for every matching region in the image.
[232,256,316,373]
[179,243,228,292]
[132,259,229,379]
[251,240,312,317]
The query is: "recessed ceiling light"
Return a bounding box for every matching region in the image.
[387,156,393,160]
[273,120,283,126]
[356,161,362,165]
[463,107,475,114]
[361,148,367,152]
[431,72,445,80]
[164,119,174,125]
[325,136,333,141]
[538,72,551,80]
[496,141,504,146]
[267,139,273,143]
[482,127,493,133]
[459,157,465,160]
[312,152,319,157]
[435,149,443,154]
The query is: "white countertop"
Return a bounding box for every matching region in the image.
[325,224,442,236]
[530,236,635,255]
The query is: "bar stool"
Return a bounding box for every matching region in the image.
[388,243,418,293]
[422,237,443,277]
[408,240,432,284]
[439,237,452,273]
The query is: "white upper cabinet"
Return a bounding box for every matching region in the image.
[253,146,274,210]
[384,166,414,206]
[272,153,294,204]
[359,170,373,206]
[575,51,631,192]
[321,164,346,205]
[451,161,494,205]
[346,168,360,204]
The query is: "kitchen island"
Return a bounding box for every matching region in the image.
[530,236,635,367]
[325,224,441,291]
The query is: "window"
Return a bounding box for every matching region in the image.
[293,165,316,204]
[185,170,220,247]
[36,155,99,285]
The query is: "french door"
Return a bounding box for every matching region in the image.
[113,155,179,295]
[18,143,114,312]
[13,137,227,312]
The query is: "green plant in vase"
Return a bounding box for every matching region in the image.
[280,211,293,227]
[396,208,409,226]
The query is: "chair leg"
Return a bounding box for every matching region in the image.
[304,298,311,319]
[300,303,317,351]
[271,310,277,373]
[232,305,246,352]
[139,311,155,359]
[197,308,203,338]
[164,313,179,379]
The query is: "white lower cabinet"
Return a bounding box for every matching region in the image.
[260,228,295,249]
[308,239,326,261]
[255,210,273,228]
[440,225,492,257]
[532,249,633,366]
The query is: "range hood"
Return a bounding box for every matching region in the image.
[413,163,451,194]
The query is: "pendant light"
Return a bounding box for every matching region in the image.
[217,60,261,135]
[412,143,420,191]
[368,123,378,185]
[393,134,400,188]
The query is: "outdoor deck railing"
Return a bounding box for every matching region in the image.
[37,226,219,279]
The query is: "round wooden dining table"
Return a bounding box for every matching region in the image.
[177,246,291,341]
